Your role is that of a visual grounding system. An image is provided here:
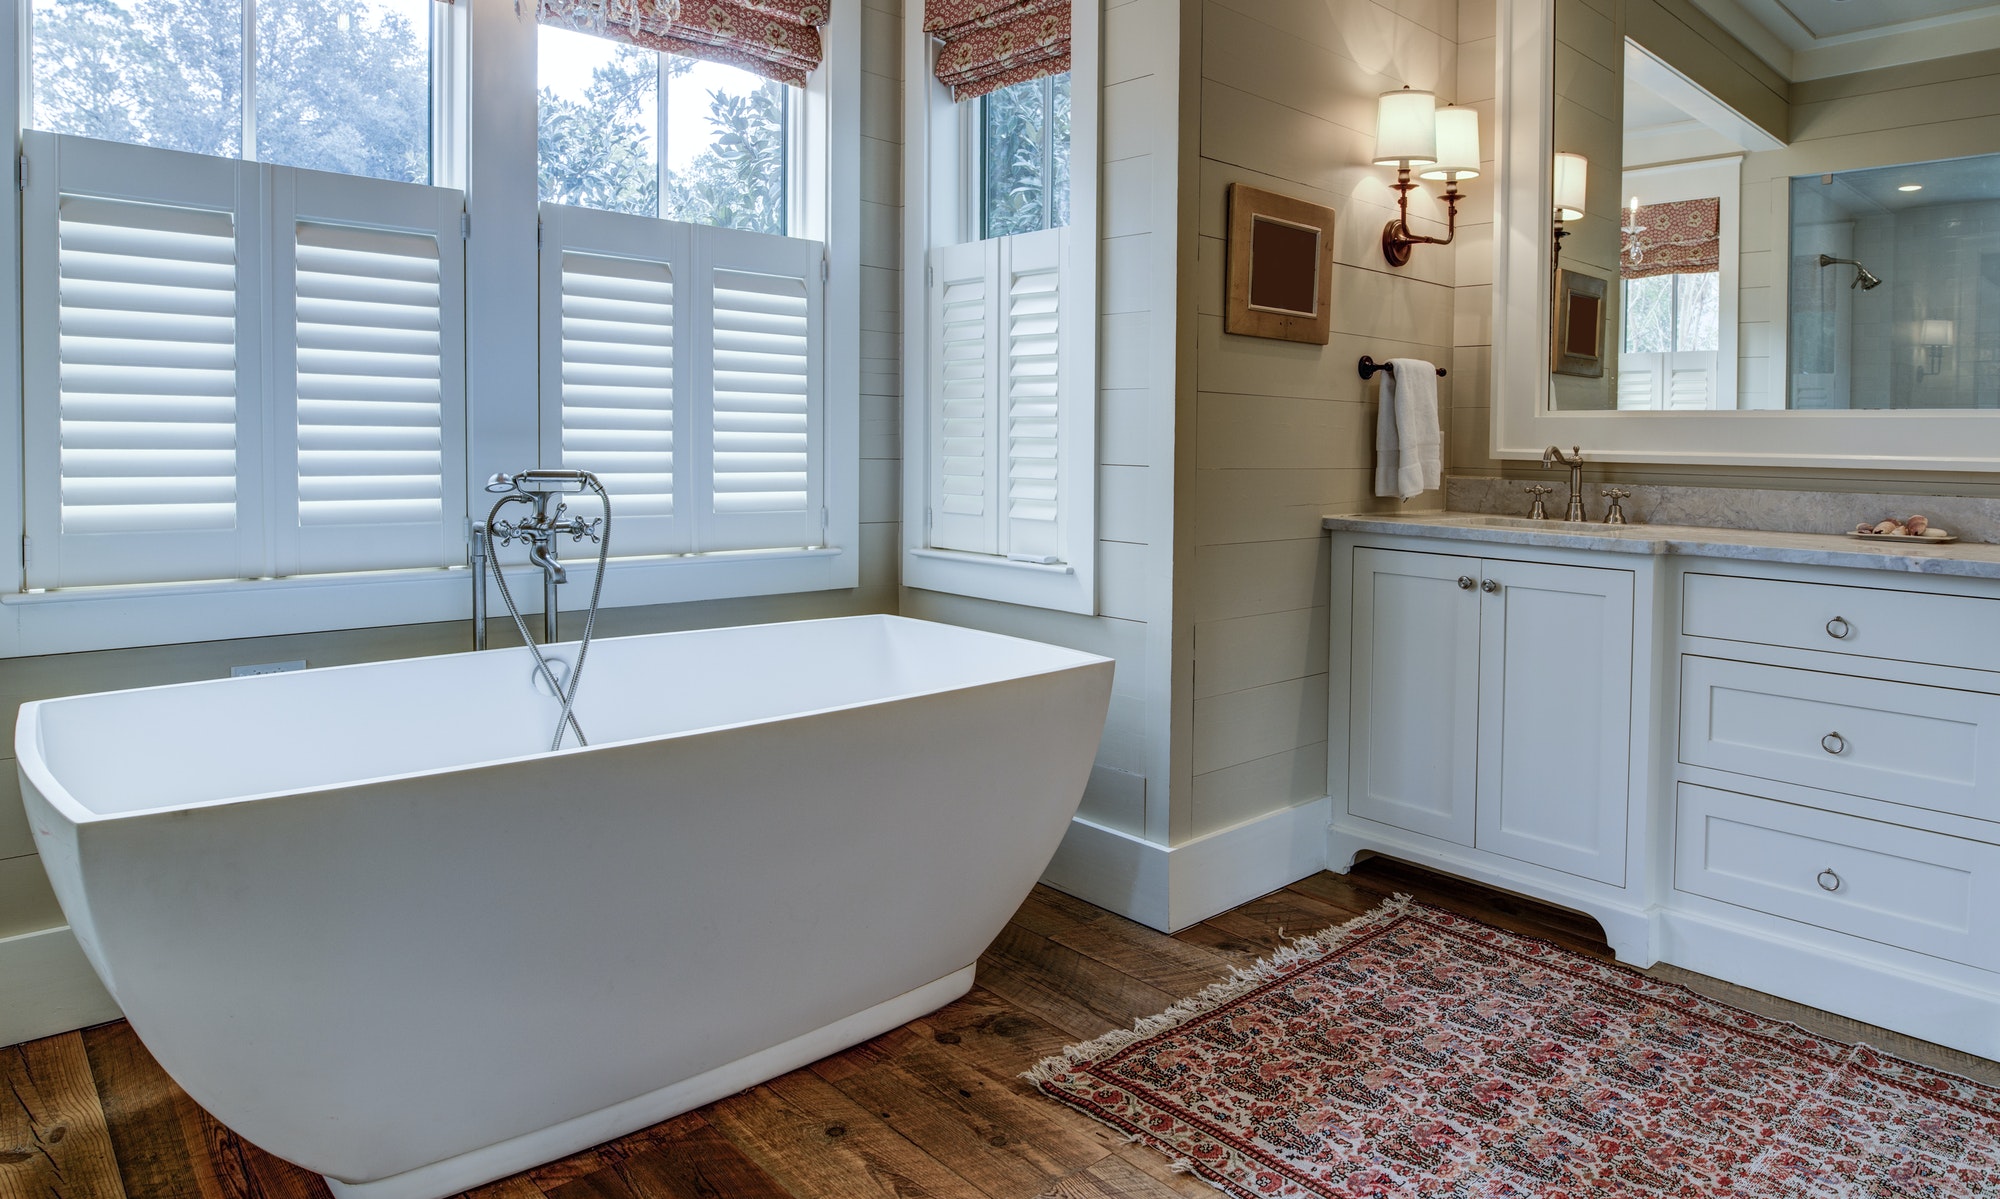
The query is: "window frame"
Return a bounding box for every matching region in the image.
[0,0,863,656]
[966,71,1067,242]
[1616,156,1741,412]
[901,1,1098,615]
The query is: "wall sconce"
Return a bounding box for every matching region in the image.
[1374,89,1478,267]
[1920,319,1955,375]
[1552,152,1588,258]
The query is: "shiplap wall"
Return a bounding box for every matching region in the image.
[1178,0,1460,844]
[1547,0,1626,413]
[0,0,906,1014]
[901,0,1181,845]
[1451,0,1497,475]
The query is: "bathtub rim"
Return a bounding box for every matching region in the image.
[16,613,1113,827]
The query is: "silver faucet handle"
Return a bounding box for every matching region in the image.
[1524,484,1553,521]
[1601,487,1631,525]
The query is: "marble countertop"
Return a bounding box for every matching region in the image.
[1320,512,2000,580]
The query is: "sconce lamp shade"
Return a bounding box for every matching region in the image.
[1921,319,1956,347]
[1553,152,1588,222]
[1419,106,1481,181]
[1373,88,1438,166]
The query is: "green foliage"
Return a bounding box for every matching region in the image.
[539,50,788,235]
[33,0,431,183]
[981,72,1070,239]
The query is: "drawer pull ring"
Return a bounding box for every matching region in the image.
[1826,616,1852,640]
[1457,575,1476,590]
[1481,578,1501,594]
[1822,732,1847,755]
[1817,868,1842,893]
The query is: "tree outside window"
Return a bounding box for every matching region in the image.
[981,72,1070,240]
[537,24,789,235]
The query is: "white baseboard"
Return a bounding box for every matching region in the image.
[0,925,122,1048]
[1039,797,1333,933]
[1659,908,2000,1061]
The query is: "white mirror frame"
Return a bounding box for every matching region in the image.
[1491,0,2000,472]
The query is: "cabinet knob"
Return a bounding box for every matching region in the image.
[1480,578,1501,593]
[1825,616,1852,640]
[1821,731,1847,755]
[1817,868,1842,893]
[1457,575,1476,590]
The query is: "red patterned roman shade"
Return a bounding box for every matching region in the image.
[1620,197,1720,280]
[532,0,829,87]
[925,0,1069,101]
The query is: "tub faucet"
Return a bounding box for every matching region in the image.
[1542,445,1587,521]
[480,471,602,645]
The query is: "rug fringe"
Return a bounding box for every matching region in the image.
[1021,893,1414,1087]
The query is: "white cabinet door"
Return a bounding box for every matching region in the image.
[1347,548,1482,845]
[1475,559,1634,884]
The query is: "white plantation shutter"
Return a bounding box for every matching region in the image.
[275,168,466,575]
[539,209,822,557]
[539,204,691,557]
[22,133,467,589]
[22,134,264,588]
[926,238,996,554]
[1003,229,1065,561]
[923,226,1070,563]
[697,227,826,551]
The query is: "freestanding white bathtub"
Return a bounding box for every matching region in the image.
[17,614,1112,1199]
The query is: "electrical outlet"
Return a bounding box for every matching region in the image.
[230,660,307,678]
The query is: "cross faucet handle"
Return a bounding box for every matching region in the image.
[1601,487,1633,525]
[1524,484,1554,521]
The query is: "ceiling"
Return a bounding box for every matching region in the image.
[1690,0,2000,78]
[1776,0,2000,38]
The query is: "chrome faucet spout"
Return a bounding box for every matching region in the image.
[1541,445,1587,521]
[528,541,567,585]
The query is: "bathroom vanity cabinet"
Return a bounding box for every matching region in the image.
[1327,518,2000,1059]
[1329,536,1662,964]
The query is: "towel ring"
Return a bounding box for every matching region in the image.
[1358,356,1447,381]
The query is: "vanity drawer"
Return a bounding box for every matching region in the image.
[1683,573,2000,675]
[1675,783,2000,972]
[1680,655,2000,823]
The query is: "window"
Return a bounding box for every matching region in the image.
[979,72,1069,239]
[20,132,466,589]
[29,0,435,185]
[904,1,1097,614]
[4,0,858,652]
[538,24,791,235]
[1616,160,1739,411]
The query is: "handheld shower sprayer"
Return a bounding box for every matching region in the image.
[1817,254,1884,291]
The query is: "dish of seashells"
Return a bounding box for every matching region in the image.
[1847,515,1957,544]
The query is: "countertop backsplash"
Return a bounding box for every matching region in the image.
[1444,476,2000,545]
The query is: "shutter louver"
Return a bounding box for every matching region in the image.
[293,221,445,529]
[559,251,677,523]
[1667,360,1714,410]
[56,196,239,538]
[711,269,810,516]
[1004,231,1062,561]
[927,238,996,554]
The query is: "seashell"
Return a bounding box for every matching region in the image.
[1875,520,1903,535]
[1906,515,1929,535]
[1856,523,1876,534]
[1923,527,1951,540]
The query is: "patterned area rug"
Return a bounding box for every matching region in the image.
[1028,896,2000,1198]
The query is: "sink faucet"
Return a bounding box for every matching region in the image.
[1541,445,1586,521]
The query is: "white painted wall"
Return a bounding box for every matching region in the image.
[1178,0,1462,846]
[901,0,1182,847]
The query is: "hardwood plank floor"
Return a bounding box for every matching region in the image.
[5,856,1997,1199]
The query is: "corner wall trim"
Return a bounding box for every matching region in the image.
[0,925,122,1048]
[1039,797,1333,933]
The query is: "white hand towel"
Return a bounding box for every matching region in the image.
[1373,358,1442,501]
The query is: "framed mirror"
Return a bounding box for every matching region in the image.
[1490,0,2000,470]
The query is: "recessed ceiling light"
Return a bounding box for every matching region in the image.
[1898,184,1923,192]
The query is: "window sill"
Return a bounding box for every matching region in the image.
[903,544,1094,615]
[0,547,852,658]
